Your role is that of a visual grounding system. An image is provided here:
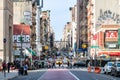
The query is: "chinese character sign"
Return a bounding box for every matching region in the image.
[105,30,118,38]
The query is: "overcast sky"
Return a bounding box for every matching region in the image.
[42,0,76,41]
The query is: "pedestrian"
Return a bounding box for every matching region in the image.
[2,60,6,73]
[47,61,51,68]
[23,63,28,75]
[7,62,11,73]
[67,61,70,68]
[52,60,55,68]
[17,62,21,75]
[58,62,61,68]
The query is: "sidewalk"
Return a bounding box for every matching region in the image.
[0,70,18,80]
[38,69,78,80]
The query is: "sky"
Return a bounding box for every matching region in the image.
[42,0,76,41]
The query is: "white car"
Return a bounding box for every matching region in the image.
[104,62,114,74]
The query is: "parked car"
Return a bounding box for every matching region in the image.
[73,61,86,67]
[111,61,120,76]
[104,61,114,74]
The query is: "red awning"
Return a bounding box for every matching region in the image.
[98,52,120,56]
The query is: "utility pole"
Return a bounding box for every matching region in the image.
[36,0,43,60]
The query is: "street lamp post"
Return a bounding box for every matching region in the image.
[30,46,33,66]
[20,23,24,67]
[3,38,6,79]
[20,36,23,67]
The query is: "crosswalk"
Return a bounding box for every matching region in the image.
[70,68,87,71]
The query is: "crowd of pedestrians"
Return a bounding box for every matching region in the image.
[1,60,28,76]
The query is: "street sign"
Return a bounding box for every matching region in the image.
[91,46,99,48]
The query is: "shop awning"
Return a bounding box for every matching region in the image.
[98,52,120,56]
[26,48,37,56]
[24,49,32,57]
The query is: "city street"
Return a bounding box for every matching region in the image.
[10,68,120,80]
[10,69,46,80]
[1,0,120,80]
[70,68,120,80]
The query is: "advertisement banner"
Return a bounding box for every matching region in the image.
[98,31,104,48]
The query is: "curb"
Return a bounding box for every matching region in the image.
[8,75,18,80]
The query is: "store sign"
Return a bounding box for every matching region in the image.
[98,32,104,48]
[105,30,118,41]
[96,9,120,27]
[108,44,116,48]
[13,35,30,43]
[23,11,32,25]
[106,30,118,38]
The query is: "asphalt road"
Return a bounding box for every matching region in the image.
[70,68,120,80]
[10,69,46,80]
[10,68,120,80]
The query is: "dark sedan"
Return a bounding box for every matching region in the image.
[73,61,86,67]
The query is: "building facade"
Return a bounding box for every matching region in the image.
[40,10,54,53]
[76,0,88,57]
[13,0,32,25]
[87,0,120,60]
[13,24,30,60]
[61,22,72,52]
[0,0,13,62]
[30,1,37,51]
[69,5,77,57]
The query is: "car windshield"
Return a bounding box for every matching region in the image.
[77,61,85,64]
[117,63,120,67]
[108,62,113,66]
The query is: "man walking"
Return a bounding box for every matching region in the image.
[7,62,11,73]
[2,60,6,73]
[23,63,28,75]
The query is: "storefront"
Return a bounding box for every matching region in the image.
[97,26,120,60]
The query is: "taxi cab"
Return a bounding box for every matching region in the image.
[56,59,62,65]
